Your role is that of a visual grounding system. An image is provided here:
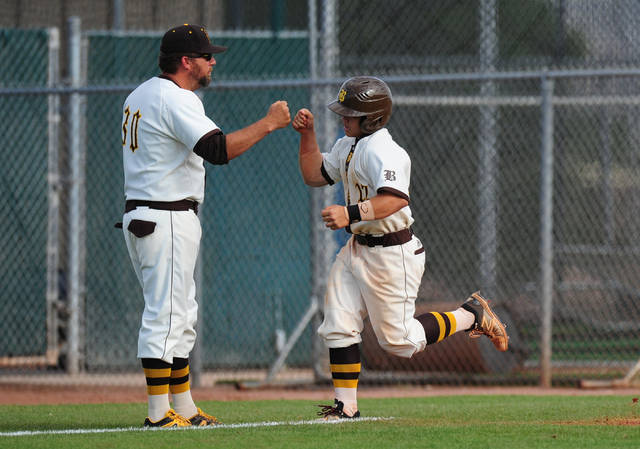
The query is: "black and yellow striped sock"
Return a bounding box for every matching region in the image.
[169,357,190,395]
[142,358,172,421]
[329,344,361,391]
[417,312,457,345]
[142,358,171,396]
[170,357,198,418]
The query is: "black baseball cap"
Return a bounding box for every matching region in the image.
[160,24,227,56]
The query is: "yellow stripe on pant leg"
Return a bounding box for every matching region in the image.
[329,363,361,373]
[147,384,170,396]
[144,368,171,378]
[431,312,446,342]
[170,380,190,394]
[332,379,359,389]
[171,367,189,378]
[444,311,457,334]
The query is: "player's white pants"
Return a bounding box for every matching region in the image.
[318,234,426,358]
[123,207,201,363]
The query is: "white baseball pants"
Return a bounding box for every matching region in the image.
[123,207,201,363]
[318,234,427,358]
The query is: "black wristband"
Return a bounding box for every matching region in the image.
[346,204,361,223]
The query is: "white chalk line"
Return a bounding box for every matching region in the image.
[0,416,392,437]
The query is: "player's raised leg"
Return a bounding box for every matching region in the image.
[413,292,508,352]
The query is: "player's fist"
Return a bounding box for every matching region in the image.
[266,100,291,131]
[293,108,314,133]
[321,204,349,230]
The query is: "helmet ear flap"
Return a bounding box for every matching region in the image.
[360,116,381,135]
[358,116,368,134]
[361,106,392,134]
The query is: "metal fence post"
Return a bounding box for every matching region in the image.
[46,26,61,366]
[67,16,87,374]
[310,0,339,382]
[112,0,125,30]
[539,75,555,387]
[478,0,498,297]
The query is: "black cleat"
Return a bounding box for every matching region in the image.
[143,409,191,428]
[317,399,361,420]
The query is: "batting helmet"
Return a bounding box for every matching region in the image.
[327,76,392,134]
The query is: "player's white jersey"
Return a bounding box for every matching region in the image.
[121,76,218,204]
[322,128,414,235]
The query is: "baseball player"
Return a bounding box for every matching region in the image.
[120,24,290,427]
[293,76,509,419]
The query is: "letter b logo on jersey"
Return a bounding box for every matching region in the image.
[384,170,396,181]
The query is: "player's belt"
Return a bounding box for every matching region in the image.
[354,228,412,247]
[125,199,199,215]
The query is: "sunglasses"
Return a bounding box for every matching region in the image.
[186,53,212,61]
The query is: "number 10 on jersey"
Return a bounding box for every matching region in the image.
[122,106,141,152]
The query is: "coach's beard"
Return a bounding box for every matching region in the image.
[198,74,211,88]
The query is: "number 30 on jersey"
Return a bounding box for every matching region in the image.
[122,106,141,152]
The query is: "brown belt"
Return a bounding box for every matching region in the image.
[354,228,412,247]
[124,199,199,215]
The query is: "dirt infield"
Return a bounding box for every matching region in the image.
[1,383,638,405]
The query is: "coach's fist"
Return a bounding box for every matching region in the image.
[265,101,291,131]
[293,108,314,133]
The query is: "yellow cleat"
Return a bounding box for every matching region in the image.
[187,408,221,426]
[462,291,509,352]
[143,409,191,428]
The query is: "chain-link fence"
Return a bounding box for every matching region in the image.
[1,0,640,389]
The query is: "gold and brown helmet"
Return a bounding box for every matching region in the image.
[327,76,392,134]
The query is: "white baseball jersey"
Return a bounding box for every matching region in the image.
[321,128,414,235]
[122,76,219,204]
[318,127,427,358]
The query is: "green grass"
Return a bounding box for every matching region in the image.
[1,396,639,448]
